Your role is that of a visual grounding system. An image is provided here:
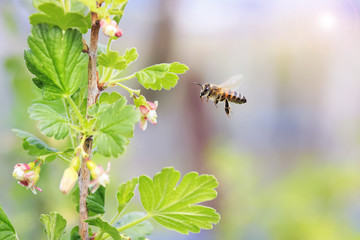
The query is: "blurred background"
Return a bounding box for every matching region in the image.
[1,0,360,239]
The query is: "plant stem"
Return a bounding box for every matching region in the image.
[108,73,136,85]
[79,7,100,240]
[106,38,112,52]
[116,83,140,96]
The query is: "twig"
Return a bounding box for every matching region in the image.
[79,7,100,240]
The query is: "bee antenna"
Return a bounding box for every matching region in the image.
[193,82,203,87]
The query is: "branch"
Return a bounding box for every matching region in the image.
[79,9,100,240]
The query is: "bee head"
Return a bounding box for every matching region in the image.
[194,82,210,97]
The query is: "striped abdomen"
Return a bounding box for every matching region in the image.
[221,89,247,104]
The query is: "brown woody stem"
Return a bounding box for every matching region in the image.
[79,8,100,240]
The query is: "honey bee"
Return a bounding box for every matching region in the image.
[195,74,247,117]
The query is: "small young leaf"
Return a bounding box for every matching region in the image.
[116,178,139,214]
[0,205,18,240]
[24,24,88,100]
[30,1,91,33]
[40,212,67,240]
[138,167,220,234]
[124,48,138,65]
[93,94,140,157]
[12,129,57,160]
[136,62,188,90]
[87,186,106,216]
[86,217,121,240]
[98,51,127,70]
[88,92,124,117]
[28,103,70,140]
[114,212,153,240]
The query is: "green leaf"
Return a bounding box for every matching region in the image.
[114,212,153,240]
[98,51,127,70]
[138,167,220,234]
[116,178,139,214]
[70,226,80,240]
[0,205,18,240]
[136,62,188,90]
[133,95,147,108]
[86,217,121,240]
[40,212,67,240]
[24,24,88,100]
[28,103,70,140]
[87,186,106,216]
[93,93,140,157]
[88,92,124,117]
[12,129,57,160]
[124,48,138,65]
[30,1,91,34]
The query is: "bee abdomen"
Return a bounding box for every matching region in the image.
[229,90,247,104]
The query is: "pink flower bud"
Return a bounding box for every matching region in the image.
[100,18,123,38]
[139,101,158,131]
[87,161,110,193]
[13,162,42,194]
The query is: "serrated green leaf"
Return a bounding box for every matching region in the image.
[12,129,58,159]
[0,205,18,240]
[88,92,124,117]
[116,178,139,214]
[87,186,106,216]
[24,24,88,100]
[28,103,70,140]
[98,51,127,70]
[40,212,67,240]
[124,48,138,65]
[114,212,153,240]
[139,167,220,234]
[136,62,188,90]
[86,217,121,240]
[30,1,91,34]
[93,95,139,157]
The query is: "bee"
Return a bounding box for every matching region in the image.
[195,74,247,117]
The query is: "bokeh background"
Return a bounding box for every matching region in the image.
[1,0,360,239]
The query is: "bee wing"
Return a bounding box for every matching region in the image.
[219,74,243,90]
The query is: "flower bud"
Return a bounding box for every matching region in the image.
[59,167,78,195]
[139,101,158,131]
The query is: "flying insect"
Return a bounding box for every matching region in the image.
[195,74,247,117]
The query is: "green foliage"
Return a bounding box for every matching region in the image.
[40,212,66,240]
[98,51,127,70]
[24,24,88,100]
[138,167,220,234]
[92,93,140,157]
[30,0,91,34]
[86,217,121,240]
[12,129,57,161]
[28,103,70,140]
[70,226,80,240]
[87,186,106,216]
[136,62,189,90]
[115,212,153,240]
[116,178,139,214]
[0,206,18,240]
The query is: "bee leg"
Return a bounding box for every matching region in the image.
[206,95,210,102]
[225,99,231,118]
[200,96,204,103]
[214,98,219,108]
